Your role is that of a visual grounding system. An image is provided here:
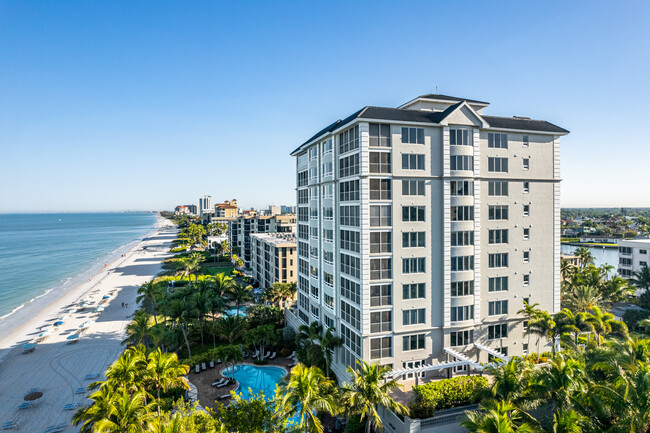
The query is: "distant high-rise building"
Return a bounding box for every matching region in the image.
[199,195,212,216]
[187,204,198,215]
[287,93,568,378]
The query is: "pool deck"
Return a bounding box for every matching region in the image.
[189,356,293,410]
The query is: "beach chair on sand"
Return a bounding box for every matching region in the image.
[18,402,32,410]
[269,352,277,360]
[75,387,86,394]
[209,361,214,368]
[2,421,17,430]
[201,362,206,371]
[44,424,66,433]
[84,373,99,380]
[64,402,81,411]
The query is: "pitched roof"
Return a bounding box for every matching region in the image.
[415,94,490,105]
[482,115,569,134]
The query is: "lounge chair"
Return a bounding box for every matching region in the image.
[75,387,86,394]
[2,421,17,430]
[195,365,200,374]
[269,352,277,360]
[18,402,32,410]
[211,379,226,387]
[287,361,297,368]
[217,358,222,364]
[209,361,214,368]
[264,351,270,359]
[28,387,41,393]
[63,402,81,410]
[216,380,230,388]
[218,393,230,399]
[289,351,296,358]
[253,350,259,359]
[84,373,99,380]
[45,424,66,433]
[201,362,206,371]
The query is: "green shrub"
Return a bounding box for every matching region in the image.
[408,376,488,419]
[253,359,268,365]
[345,415,365,433]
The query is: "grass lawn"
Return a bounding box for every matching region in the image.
[200,264,235,275]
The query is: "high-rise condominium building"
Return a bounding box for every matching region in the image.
[288,94,568,379]
[199,195,213,216]
[228,214,297,266]
[250,232,297,289]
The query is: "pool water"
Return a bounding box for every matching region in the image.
[223,364,285,399]
[224,307,248,317]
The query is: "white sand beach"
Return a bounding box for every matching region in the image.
[0,217,177,432]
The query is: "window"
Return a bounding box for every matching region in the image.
[322,184,333,198]
[340,230,360,252]
[489,276,508,292]
[451,206,474,221]
[450,128,470,146]
[340,253,360,278]
[523,228,530,240]
[341,277,360,304]
[339,180,360,202]
[311,305,319,317]
[489,229,509,244]
[339,125,359,154]
[309,146,318,161]
[451,280,474,296]
[523,158,529,170]
[488,181,509,196]
[310,246,319,258]
[451,231,474,246]
[402,206,425,222]
[523,251,530,263]
[641,249,648,255]
[322,162,333,176]
[370,336,392,359]
[341,324,361,357]
[403,308,426,325]
[297,152,308,166]
[370,179,392,200]
[403,334,425,351]
[403,257,426,274]
[402,154,425,170]
[298,189,309,204]
[370,152,391,173]
[369,123,391,147]
[488,324,508,339]
[451,255,474,271]
[370,231,392,253]
[323,229,333,242]
[450,330,473,346]
[323,207,333,220]
[450,155,473,171]
[370,205,392,227]
[370,284,392,306]
[403,232,426,248]
[620,257,633,266]
[324,272,334,287]
[370,311,392,333]
[451,305,474,322]
[619,246,632,255]
[402,179,425,196]
[403,283,425,300]
[523,205,530,217]
[297,171,308,187]
[523,343,528,355]
[401,127,424,144]
[450,180,473,196]
[488,133,508,149]
[340,300,361,330]
[488,300,508,316]
[522,135,529,147]
[489,253,509,268]
[322,139,333,154]
[523,274,530,286]
[340,205,360,227]
[370,258,392,280]
[489,205,509,220]
[488,157,508,172]
[339,153,360,178]
[310,266,318,278]
[308,167,318,182]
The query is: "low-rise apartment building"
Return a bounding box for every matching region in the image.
[250,232,297,289]
[618,239,650,282]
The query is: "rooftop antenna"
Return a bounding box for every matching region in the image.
[436,85,438,94]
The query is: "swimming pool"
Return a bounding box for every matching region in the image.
[224,307,248,317]
[222,364,286,399]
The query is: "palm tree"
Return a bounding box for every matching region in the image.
[343,361,407,433]
[320,327,342,377]
[531,355,586,410]
[136,281,161,325]
[585,306,616,346]
[101,345,147,394]
[217,315,246,344]
[631,264,650,292]
[123,312,154,348]
[166,299,193,358]
[193,289,211,348]
[145,348,189,415]
[550,408,585,433]
[462,400,537,433]
[73,385,119,433]
[528,311,554,358]
[482,358,534,409]
[92,389,156,432]
[561,258,576,281]
[519,301,542,358]
[229,283,252,314]
[276,363,339,433]
[565,285,602,312]
[574,247,593,270]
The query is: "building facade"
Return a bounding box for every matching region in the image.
[199,195,213,216]
[228,214,297,267]
[288,94,568,379]
[618,239,650,283]
[250,232,297,289]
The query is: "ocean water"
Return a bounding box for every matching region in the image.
[0,213,158,318]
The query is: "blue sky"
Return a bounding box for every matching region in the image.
[1,0,649,212]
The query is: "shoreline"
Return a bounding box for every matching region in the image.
[0,216,169,359]
[0,217,177,432]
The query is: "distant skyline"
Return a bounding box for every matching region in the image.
[1,1,649,212]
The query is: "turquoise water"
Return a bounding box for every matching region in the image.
[223,364,285,399]
[224,307,248,317]
[0,213,158,318]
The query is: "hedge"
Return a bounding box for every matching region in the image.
[409,376,488,419]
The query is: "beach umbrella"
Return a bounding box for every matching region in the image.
[39,329,52,338]
[95,306,104,312]
[66,334,79,341]
[58,315,69,321]
[53,321,64,326]
[102,295,110,299]
[22,343,36,351]
[79,321,92,329]
[24,391,43,401]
